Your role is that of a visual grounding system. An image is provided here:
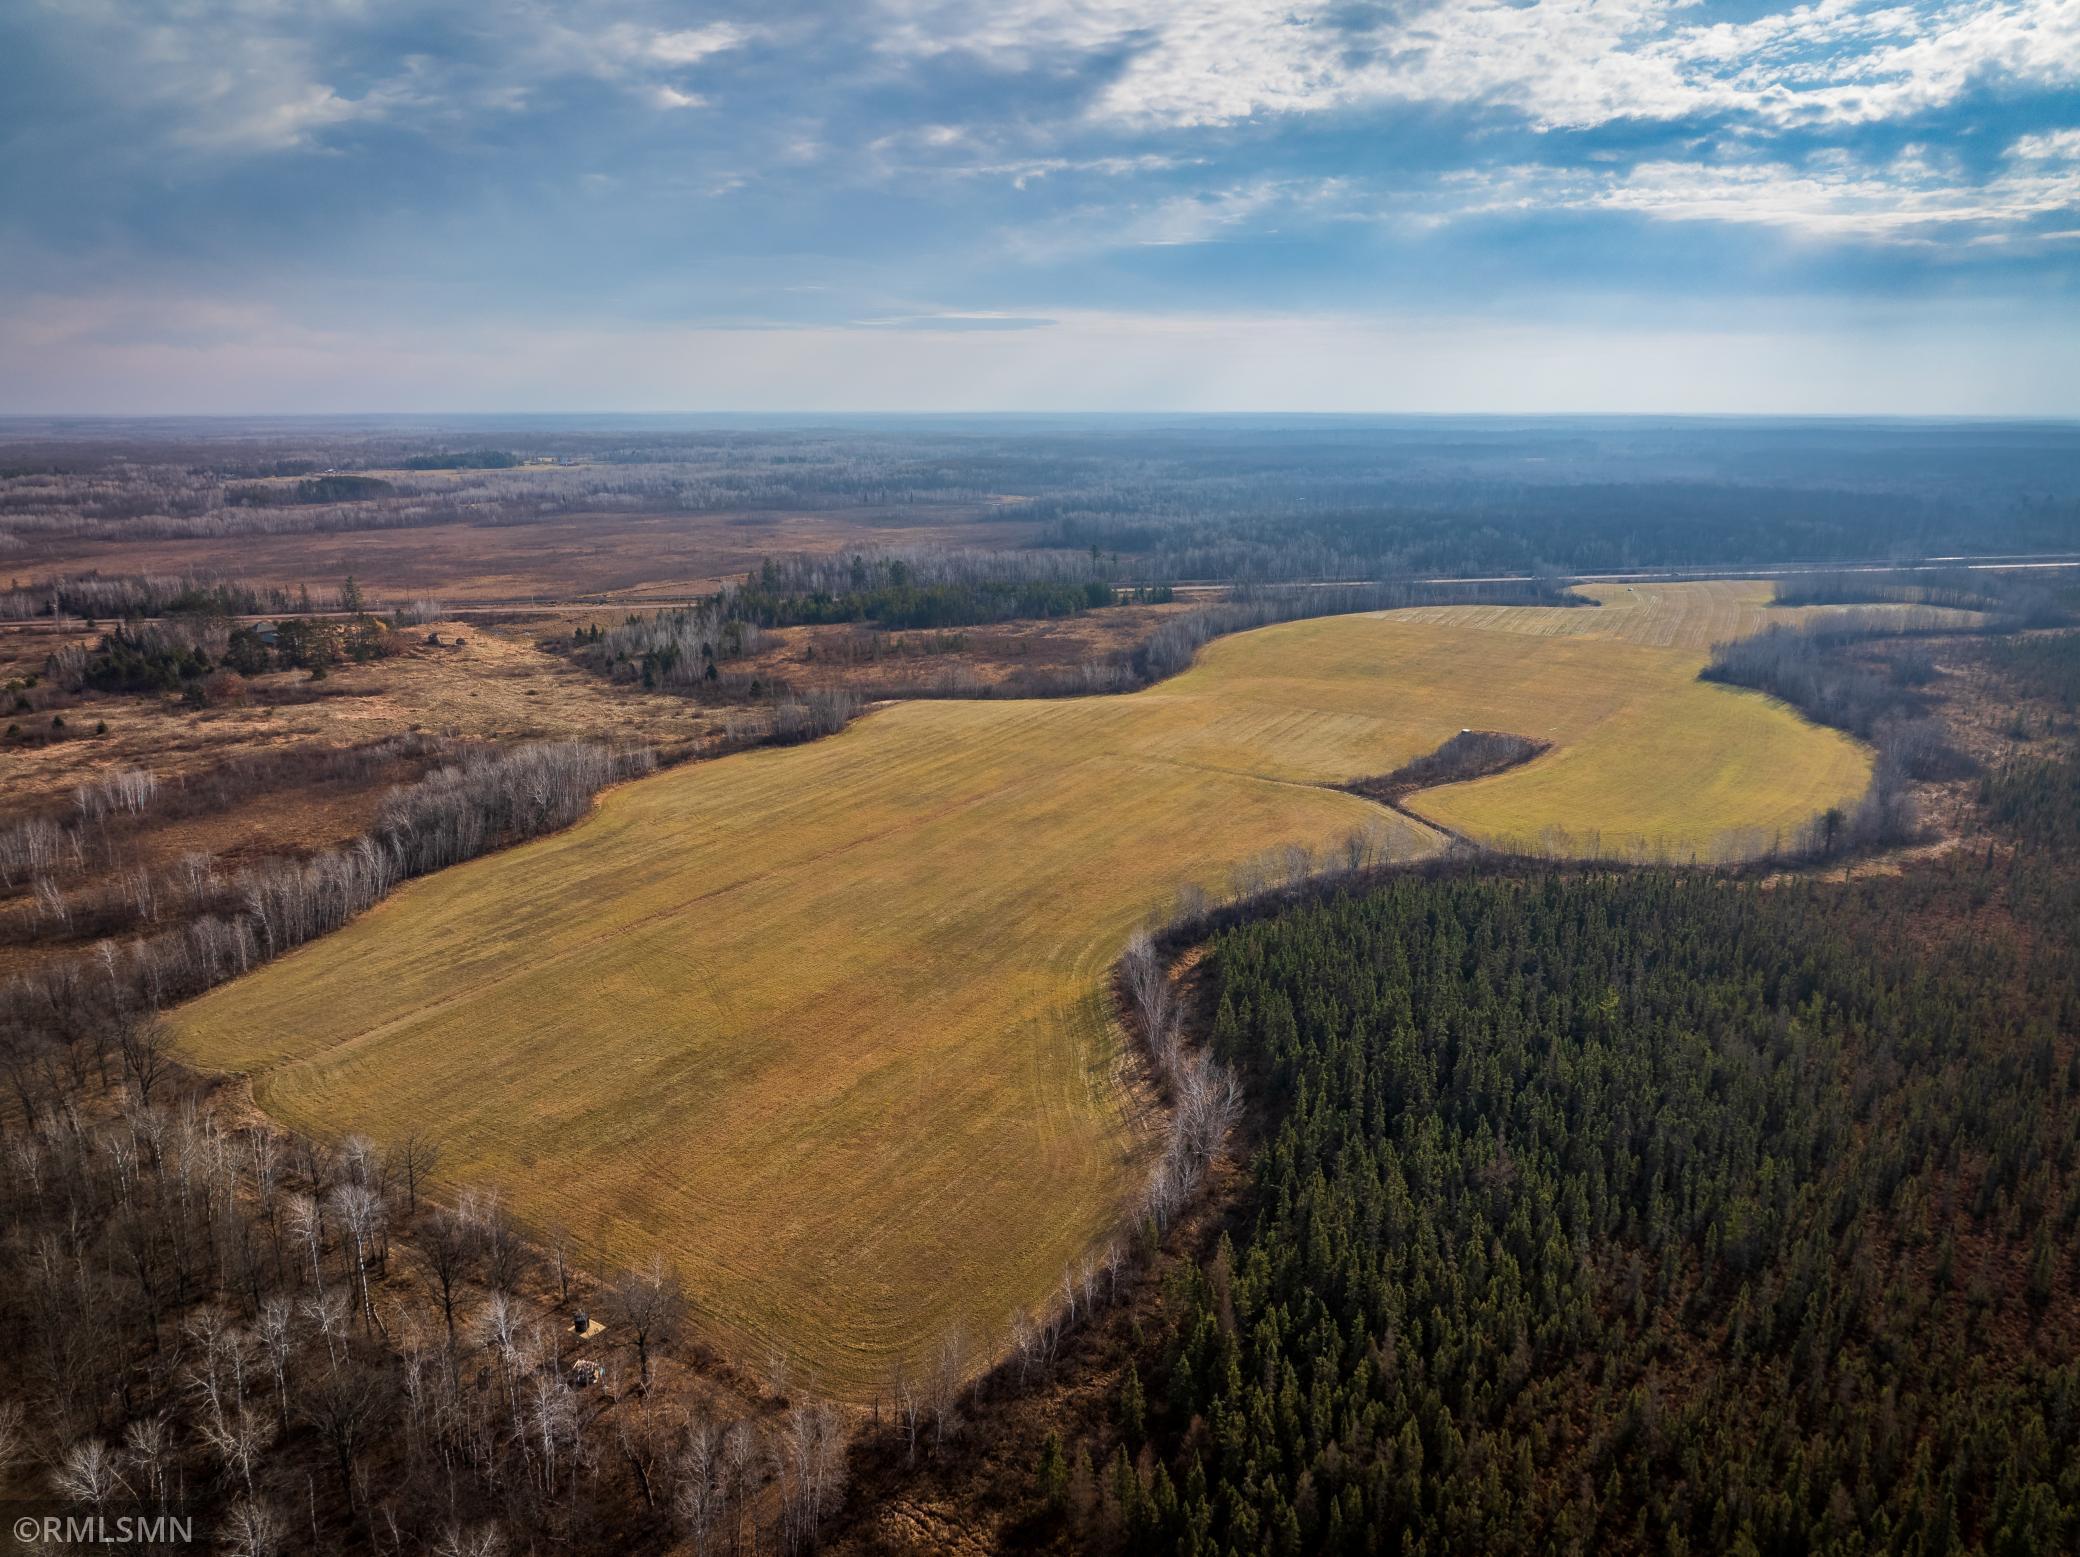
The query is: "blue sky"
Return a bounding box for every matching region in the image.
[2,0,2076,413]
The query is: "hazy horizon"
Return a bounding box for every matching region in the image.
[7,411,2080,432]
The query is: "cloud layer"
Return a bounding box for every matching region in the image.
[1,0,2074,410]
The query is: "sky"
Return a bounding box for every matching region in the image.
[1,0,2076,415]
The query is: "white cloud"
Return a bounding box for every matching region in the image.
[2011,127,2080,159]
[855,0,2077,250]
[646,24,753,65]
[999,129,2079,253]
[42,1,407,152]
[849,310,1058,328]
[984,153,1193,190]
[999,177,1351,259]
[1448,132,2080,240]
[863,123,1192,187]
[873,0,2080,132]
[27,2,768,156]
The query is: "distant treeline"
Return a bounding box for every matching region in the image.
[573,566,1573,704]
[6,420,2077,574]
[740,549,1126,629]
[0,572,335,621]
[401,449,521,470]
[1773,568,2068,626]
[576,548,1133,688]
[738,578,1116,631]
[225,474,395,506]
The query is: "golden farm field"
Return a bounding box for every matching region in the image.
[172,580,1874,1394]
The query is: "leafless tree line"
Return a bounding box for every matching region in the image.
[1119,930,1245,1238]
[579,569,1569,729]
[1699,611,1997,857]
[2,736,458,934]
[758,546,1114,598]
[372,741,654,876]
[0,815,79,890]
[1772,568,2067,626]
[763,690,862,746]
[1703,607,1973,738]
[384,597,445,627]
[669,1390,851,1557]
[0,983,849,1554]
[73,766,157,822]
[6,741,652,1014]
[804,658,1143,705]
[0,573,337,622]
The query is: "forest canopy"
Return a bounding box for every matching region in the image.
[1108,851,2080,1556]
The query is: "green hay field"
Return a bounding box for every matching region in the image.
[172,581,1876,1394]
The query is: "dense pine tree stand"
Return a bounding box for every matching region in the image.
[1104,804,2080,1554]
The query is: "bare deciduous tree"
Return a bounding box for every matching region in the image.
[297,1358,390,1512]
[329,1183,385,1335]
[543,1222,575,1304]
[218,1497,288,1557]
[930,1325,967,1453]
[464,1191,532,1295]
[608,1255,686,1389]
[116,1014,175,1106]
[411,1207,476,1347]
[51,1437,130,1508]
[671,1414,723,1556]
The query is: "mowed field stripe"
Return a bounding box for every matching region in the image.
[174,581,1875,1394]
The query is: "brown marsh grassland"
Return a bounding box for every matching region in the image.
[170,581,1874,1394]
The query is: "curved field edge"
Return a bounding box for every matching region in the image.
[170,580,1872,1396]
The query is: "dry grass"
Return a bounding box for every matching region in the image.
[0,621,716,826]
[0,621,720,980]
[170,581,1874,1396]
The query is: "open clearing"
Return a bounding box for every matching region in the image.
[172,581,1873,1394]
